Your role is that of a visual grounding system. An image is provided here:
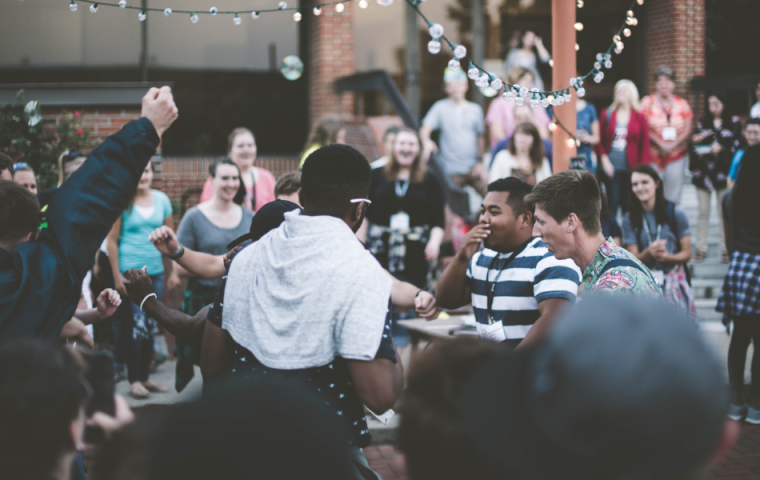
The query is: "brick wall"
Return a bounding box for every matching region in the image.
[307,0,355,126]
[646,0,705,108]
[41,107,142,145]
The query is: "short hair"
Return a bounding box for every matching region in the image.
[0,180,41,242]
[227,128,255,153]
[487,177,534,216]
[746,118,760,128]
[300,144,371,217]
[275,171,301,198]
[525,170,602,235]
[398,338,504,480]
[0,340,88,479]
[0,153,12,175]
[508,122,545,171]
[654,65,675,82]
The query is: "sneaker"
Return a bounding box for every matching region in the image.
[728,403,749,421]
[746,407,760,425]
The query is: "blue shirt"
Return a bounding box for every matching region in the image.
[729,149,745,181]
[118,190,172,275]
[465,238,581,339]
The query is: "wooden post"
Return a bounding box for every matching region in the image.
[551,0,576,172]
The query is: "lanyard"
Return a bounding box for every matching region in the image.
[656,93,674,125]
[641,217,662,247]
[485,239,532,324]
[395,180,410,198]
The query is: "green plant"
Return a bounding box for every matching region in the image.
[0,90,99,190]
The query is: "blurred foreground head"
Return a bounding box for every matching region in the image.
[402,296,733,480]
[93,378,356,480]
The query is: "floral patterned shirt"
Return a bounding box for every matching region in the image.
[581,238,662,297]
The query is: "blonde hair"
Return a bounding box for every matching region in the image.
[610,79,641,112]
[57,151,86,187]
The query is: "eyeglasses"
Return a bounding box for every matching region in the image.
[350,198,372,205]
[13,162,30,170]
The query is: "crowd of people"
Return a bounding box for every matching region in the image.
[0,72,759,480]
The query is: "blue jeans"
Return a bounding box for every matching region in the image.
[603,170,631,216]
[115,273,163,384]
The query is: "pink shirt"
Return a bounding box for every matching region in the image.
[199,167,276,213]
[485,97,551,149]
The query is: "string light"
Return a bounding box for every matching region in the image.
[548,122,557,132]
[138,10,146,20]
[359,0,368,7]
[210,6,217,15]
[637,0,644,4]
[623,28,631,37]
[576,0,584,7]
[70,0,78,12]
[428,39,441,54]
[574,22,583,31]
[164,7,171,16]
[252,11,260,18]
[335,2,344,12]
[503,89,514,102]
[429,23,444,38]
[233,13,241,24]
[567,138,577,148]
[119,0,126,7]
[278,1,287,9]
[293,10,301,21]
[378,0,394,5]
[453,45,467,59]
[448,58,461,71]
[90,3,98,12]
[190,12,199,23]
[312,6,321,15]
[575,43,580,51]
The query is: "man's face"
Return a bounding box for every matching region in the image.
[479,192,528,252]
[532,206,571,259]
[0,169,11,181]
[514,105,535,125]
[745,124,760,147]
[445,80,468,100]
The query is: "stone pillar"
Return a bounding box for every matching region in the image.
[306,0,355,128]
[646,0,705,108]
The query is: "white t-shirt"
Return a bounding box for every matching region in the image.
[751,102,760,119]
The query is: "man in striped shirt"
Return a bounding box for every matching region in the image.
[436,178,581,349]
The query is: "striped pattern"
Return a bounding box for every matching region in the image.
[466,238,581,339]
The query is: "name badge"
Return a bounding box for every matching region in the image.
[477,321,507,343]
[662,127,677,141]
[390,212,410,230]
[652,270,665,287]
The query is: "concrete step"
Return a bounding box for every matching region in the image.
[696,297,723,322]
[691,277,724,300]
[689,261,729,279]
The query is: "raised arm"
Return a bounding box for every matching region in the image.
[435,224,489,309]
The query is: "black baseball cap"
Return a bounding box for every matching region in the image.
[226,200,301,250]
[460,295,728,480]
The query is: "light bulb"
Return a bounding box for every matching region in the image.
[623,28,631,37]
[577,87,586,97]
[311,7,320,15]
[429,23,444,39]
[626,16,634,25]
[605,60,613,69]
[138,10,146,20]
[252,11,260,18]
[574,22,583,31]
[594,72,604,83]
[279,1,287,9]
[379,0,394,5]
[119,0,126,7]
[613,35,621,43]
[614,47,622,55]
[359,0,368,8]
[577,0,584,7]
[631,17,638,25]
[428,39,441,55]
[554,94,565,106]
[90,3,98,13]
[190,13,199,23]
[567,138,576,148]
[616,41,624,50]
[164,8,172,16]
[530,96,540,109]
[448,58,461,71]
[564,90,572,103]
[490,77,503,90]
[575,43,580,51]
[627,10,634,17]
[596,53,604,61]
[335,3,345,12]
[468,66,480,80]
[233,14,241,25]
[594,61,602,70]
[210,7,218,15]
[293,11,302,21]
[70,1,77,12]
[637,0,644,4]
[548,122,557,132]
[604,53,611,61]
[454,45,467,59]
[519,87,530,98]
[515,96,525,106]
[475,74,489,88]
[548,59,554,68]
[503,90,514,102]
[569,77,577,86]
[530,87,539,93]
[540,97,550,108]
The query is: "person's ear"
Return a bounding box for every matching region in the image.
[521,210,534,227]
[21,231,34,243]
[565,213,578,233]
[711,419,740,463]
[350,202,363,224]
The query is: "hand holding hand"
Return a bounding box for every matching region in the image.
[113,275,128,300]
[141,86,178,138]
[456,224,490,262]
[123,267,155,307]
[415,290,441,321]
[149,225,181,256]
[96,288,121,319]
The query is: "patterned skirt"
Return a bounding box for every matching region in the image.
[717,251,760,324]
[663,264,698,323]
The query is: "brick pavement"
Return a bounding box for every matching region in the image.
[365,422,760,480]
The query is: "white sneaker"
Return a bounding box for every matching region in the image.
[746,407,760,424]
[728,403,749,421]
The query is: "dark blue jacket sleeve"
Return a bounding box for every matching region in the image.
[0,118,159,340]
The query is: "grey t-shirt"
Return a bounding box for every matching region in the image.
[177,206,254,289]
[422,98,485,175]
[722,189,760,255]
[608,121,629,171]
[621,206,690,270]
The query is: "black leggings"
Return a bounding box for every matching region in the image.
[728,315,760,400]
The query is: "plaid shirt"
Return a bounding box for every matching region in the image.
[717,252,760,320]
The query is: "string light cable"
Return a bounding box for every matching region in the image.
[408,0,645,111]
[64,0,365,23]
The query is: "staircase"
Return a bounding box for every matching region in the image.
[679,180,729,327]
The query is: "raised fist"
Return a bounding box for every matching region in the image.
[141,86,178,138]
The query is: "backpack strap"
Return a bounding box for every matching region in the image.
[666,202,681,253]
[598,258,656,284]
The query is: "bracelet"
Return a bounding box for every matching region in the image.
[415,289,429,298]
[167,244,185,260]
[139,293,157,311]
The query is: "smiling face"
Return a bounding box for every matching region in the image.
[655,75,675,98]
[445,79,468,101]
[513,130,534,155]
[479,191,531,252]
[229,132,257,169]
[631,171,658,207]
[745,123,760,147]
[393,131,421,168]
[212,164,241,202]
[137,162,153,191]
[708,96,724,118]
[532,206,571,259]
[13,170,37,195]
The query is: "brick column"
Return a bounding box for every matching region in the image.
[306,0,355,128]
[646,0,705,108]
